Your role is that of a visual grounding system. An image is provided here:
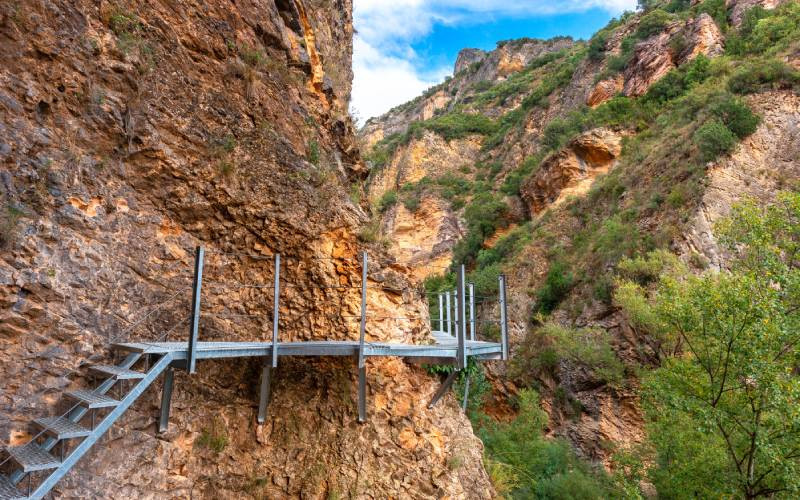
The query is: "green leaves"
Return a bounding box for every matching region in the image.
[616,194,800,497]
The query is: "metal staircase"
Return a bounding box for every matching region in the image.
[0,349,176,499]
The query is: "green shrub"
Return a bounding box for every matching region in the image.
[694,0,728,30]
[538,322,625,385]
[0,203,23,248]
[423,112,498,141]
[709,97,760,138]
[307,139,320,166]
[452,192,510,267]
[727,58,800,94]
[376,190,397,213]
[694,119,737,162]
[477,389,620,498]
[617,249,679,285]
[635,9,674,40]
[500,153,545,196]
[536,261,574,313]
[587,31,610,61]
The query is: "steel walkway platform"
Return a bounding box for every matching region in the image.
[1,249,509,499]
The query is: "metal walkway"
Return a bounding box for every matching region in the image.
[0,248,508,499]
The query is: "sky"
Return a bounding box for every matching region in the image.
[351,0,638,125]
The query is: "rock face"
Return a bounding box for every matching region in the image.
[623,14,724,96]
[454,48,487,74]
[360,37,575,148]
[727,0,786,27]
[0,1,493,498]
[587,75,624,107]
[682,90,800,267]
[521,129,624,215]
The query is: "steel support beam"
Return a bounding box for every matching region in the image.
[438,293,444,332]
[187,246,205,374]
[468,282,476,341]
[357,365,367,423]
[428,370,459,408]
[158,367,175,433]
[271,254,280,368]
[499,274,509,361]
[456,265,467,369]
[358,251,368,369]
[461,374,470,411]
[445,291,451,336]
[257,360,272,424]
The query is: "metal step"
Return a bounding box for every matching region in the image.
[0,475,24,500]
[6,442,60,473]
[88,364,145,380]
[33,416,91,440]
[64,389,119,409]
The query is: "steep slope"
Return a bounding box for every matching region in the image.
[360,0,800,475]
[0,1,492,498]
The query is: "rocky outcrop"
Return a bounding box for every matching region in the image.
[0,1,493,497]
[360,37,575,147]
[727,0,786,27]
[454,48,487,74]
[521,128,624,214]
[623,14,724,96]
[682,91,800,268]
[587,75,624,107]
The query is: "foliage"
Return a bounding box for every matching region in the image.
[726,2,800,56]
[500,153,545,196]
[535,261,574,314]
[422,112,498,141]
[616,194,800,498]
[195,420,228,453]
[727,58,800,94]
[451,192,510,268]
[693,119,737,162]
[0,202,23,248]
[477,389,620,499]
[635,9,675,40]
[709,96,760,138]
[307,139,320,166]
[536,322,625,386]
[376,190,397,213]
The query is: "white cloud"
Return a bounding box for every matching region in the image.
[351,0,637,125]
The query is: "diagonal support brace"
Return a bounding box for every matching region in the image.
[428,370,460,408]
[158,367,175,433]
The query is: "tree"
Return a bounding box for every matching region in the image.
[616,193,800,498]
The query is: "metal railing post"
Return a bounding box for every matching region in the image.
[187,246,205,374]
[453,288,459,340]
[499,274,509,361]
[271,254,281,368]
[457,265,467,369]
[469,282,476,341]
[438,293,444,332]
[445,291,451,336]
[358,251,368,422]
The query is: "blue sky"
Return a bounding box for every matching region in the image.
[352,0,637,124]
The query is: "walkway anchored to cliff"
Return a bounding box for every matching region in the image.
[0,247,509,499]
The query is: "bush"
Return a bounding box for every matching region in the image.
[423,112,498,141]
[727,59,800,94]
[709,97,760,139]
[635,9,674,40]
[538,322,625,385]
[451,192,510,267]
[376,190,397,213]
[588,31,610,61]
[478,389,620,498]
[536,261,574,313]
[694,119,737,162]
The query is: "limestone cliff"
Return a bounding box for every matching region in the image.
[0,1,493,498]
[359,0,799,470]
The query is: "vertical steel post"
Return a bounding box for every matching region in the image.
[445,291,451,336]
[257,362,271,424]
[271,254,280,368]
[358,252,368,422]
[187,246,205,374]
[453,288,459,340]
[358,251,368,368]
[457,265,467,369]
[499,274,509,361]
[469,282,476,341]
[438,293,444,332]
[158,367,175,432]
